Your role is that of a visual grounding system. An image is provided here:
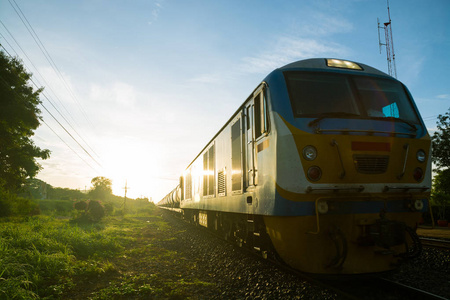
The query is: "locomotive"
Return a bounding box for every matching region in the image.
[158,58,430,275]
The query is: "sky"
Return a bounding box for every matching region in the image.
[1,0,449,201]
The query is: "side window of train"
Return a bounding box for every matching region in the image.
[203,144,215,197]
[254,89,268,140]
[231,118,243,192]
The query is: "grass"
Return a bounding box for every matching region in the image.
[0,206,215,299]
[0,216,122,299]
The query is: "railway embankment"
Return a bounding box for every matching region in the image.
[12,207,446,299]
[71,208,449,299]
[150,210,450,299]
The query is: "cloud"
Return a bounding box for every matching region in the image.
[89,82,137,106]
[299,12,354,36]
[189,73,221,84]
[240,37,349,74]
[148,0,165,25]
[398,55,424,86]
[437,94,450,99]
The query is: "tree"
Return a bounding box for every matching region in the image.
[0,51,50,191]
[431,109,450,170]
[89,176,112,201]
[431,109,450,221]
[431,169,450,220]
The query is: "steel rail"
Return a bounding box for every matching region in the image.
[419,237,450,250]
[160,209,449,299]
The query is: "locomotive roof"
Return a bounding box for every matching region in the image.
[278,58,389,77]
[184,58,392,170]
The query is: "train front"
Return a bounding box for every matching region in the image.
[264,58,431,274]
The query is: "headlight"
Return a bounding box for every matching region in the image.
[307,166,322,181]
[303,146,317,161]
[317,200,329,214]
[414,199,424,211]
[413,168,424,181]
[416,150,426,162]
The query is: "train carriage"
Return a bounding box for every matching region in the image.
[158,58,431,275]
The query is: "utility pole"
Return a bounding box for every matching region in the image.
[123,180,130,215]
[378,0,397,78]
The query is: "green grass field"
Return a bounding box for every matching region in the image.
[0,204,213,299]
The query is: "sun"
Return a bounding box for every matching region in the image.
[100,141,178,202]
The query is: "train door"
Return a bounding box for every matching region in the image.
[245,85,268,190]
[245,100,257,189]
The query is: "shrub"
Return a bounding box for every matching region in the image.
[87,200,105,222]
[0,188,40,217]
[74,200,88,211]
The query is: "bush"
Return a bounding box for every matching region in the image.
[74,200,88,211]
[0,198,12,217]
[0,188,40,217]
[88,200,105,222]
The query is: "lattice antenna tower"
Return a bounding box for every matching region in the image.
[378,0,397,78]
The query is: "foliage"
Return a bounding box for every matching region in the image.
[47,185,87,201]
[431,169,450,220]
[0,216,123,298]
[430,109,450,220]
[71,200,106,223]
[0,51,50,192]
[36,199,74,216]
[74,200,88,211]
[87,200,105,221]
[89,176,113,201]
[432,109,450,170]
[0,187,40,217]
[0,207,194,299]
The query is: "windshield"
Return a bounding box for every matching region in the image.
[284,72,421,124]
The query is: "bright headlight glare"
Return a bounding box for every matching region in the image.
[416,150,426,162]
[303,145,317,161]
[326,59,363,70]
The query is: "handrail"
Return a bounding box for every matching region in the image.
[331,139,346,179]
[397,143,409,179]
[307,197,324,235]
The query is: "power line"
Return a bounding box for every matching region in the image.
[0,70,100,173]
[0,22,83,133]
[41,119,100,173]
[422,115,439,121]
[38,97,103,169]
[7,0,97,138]
[0,25,101,161]
[0,44,102,170]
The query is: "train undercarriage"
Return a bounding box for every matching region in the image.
[179,208,422,275]
[182,208,277,260]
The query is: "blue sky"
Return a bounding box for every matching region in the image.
[1,0,449,200]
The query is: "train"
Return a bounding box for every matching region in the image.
[158,58,431,275]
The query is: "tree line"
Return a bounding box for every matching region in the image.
[0,50,151,218]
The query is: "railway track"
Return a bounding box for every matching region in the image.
[226,231,450,299]
[229,232,450,300]
[161,210,449,299]
[419,237,450,250]
[318,277,449,300]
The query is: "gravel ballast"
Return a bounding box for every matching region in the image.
[156,210,450,299]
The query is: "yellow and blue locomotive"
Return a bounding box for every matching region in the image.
[158,58,430,275]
